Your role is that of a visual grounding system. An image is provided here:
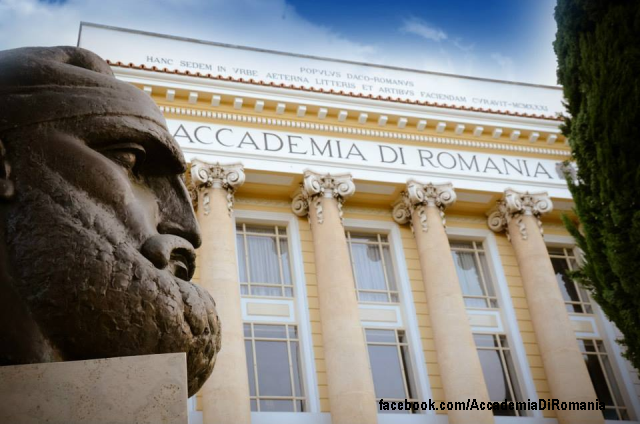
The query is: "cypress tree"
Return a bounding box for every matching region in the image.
[554,0,640,370]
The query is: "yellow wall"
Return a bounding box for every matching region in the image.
[194,197,573,418]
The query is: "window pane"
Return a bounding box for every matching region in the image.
[503,348,523,405]
[401,344,417,398]
[248,236,281,284]
[259,399,294,412]
[579,288,593,313]
[246,225,275,234]
[351,243,387,291]
[578,339,597,353]
[368,344,406,399]
[583,354,615,406]
[547,247,565,256]
[450,241,474,249]
[288,326,298,339]
[478,349,511,401]
[254,324,287,339]
[359,291,389,302]
[349,233,379,243]
[245,340,256,396]
[600,354,625,406]
[452,251,487,307]
[256,341,292,396]
[237,234,247,283]
[280,239,292,285]
[603,408,620,420]
[499,335,509,349]
[551,257,581,304]
[366,329,396,343]
[474,334,498,348]
[478,252,496,297]
[250,399,257,411]
[382,246,398,291]
[250,285,283,297]
[290,341,304,397]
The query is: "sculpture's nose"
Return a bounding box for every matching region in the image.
[141,234,196,280]
[154,174,202,249]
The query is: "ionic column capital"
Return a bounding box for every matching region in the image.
[291,170,355,224]
[487,188,553,240]
[392,181,456,232]
[190,159,245,215]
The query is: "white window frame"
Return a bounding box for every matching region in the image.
[344,218,434,419]
[545,234,640,422]
[234,210,323,423]
[447,226,542,419]
[236,223,294,298]
[346,230,400,304]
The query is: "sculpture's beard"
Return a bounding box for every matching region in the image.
[4,161,219,396]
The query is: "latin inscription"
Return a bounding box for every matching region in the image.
[143,56,551,112]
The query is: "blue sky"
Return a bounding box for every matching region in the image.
[0,0,559,85]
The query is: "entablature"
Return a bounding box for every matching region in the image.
[112,66,568,156]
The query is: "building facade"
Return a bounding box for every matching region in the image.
[79,23,640,424]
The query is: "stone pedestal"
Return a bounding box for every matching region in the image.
[0,353,188,424]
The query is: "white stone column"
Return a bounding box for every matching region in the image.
[488,189,603,424]
[393,181,494,424]
[292,171,378,424]
[191,160,251,424]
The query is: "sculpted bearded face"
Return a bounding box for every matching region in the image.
[0,47,219,396]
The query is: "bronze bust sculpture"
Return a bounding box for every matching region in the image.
[0,46,219,396]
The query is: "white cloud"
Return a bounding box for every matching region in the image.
[0,0,377,61]
[491,52,514,68]
[490,52,515,80]
[400,17,447,42]
[452,38,474,53]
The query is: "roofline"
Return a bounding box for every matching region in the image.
[79,21,563,91]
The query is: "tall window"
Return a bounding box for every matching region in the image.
[236,224,293,297]
[548,247,593,313]
[244,323,305,412]
[365,328,418,413]
[579,339,629,420]
[346,232,398,303]
[451,240,498,308]
[474,334,524,416]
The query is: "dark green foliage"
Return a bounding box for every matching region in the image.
[554,0,640,370]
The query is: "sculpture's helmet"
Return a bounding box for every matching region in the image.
[0,46,182,168]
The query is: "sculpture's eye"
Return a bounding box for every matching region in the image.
[101,144,147,175]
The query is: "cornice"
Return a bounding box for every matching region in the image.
[160,105,571,158]
[108,61,562,121]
